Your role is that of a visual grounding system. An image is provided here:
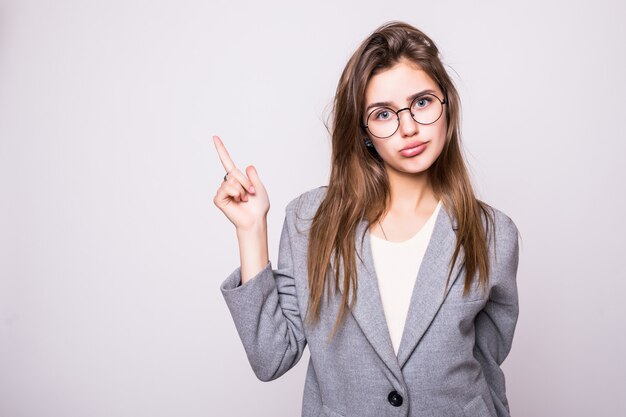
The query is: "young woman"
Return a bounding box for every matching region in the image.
[213,21,520,417]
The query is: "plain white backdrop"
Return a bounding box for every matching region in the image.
[1,0,625,416]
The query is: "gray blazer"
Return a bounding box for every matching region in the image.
[220,186,520,417]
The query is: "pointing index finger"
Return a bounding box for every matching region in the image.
[212,135,236,173]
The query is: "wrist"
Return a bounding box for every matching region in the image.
[236,219,269,284]
[236,219,268,237]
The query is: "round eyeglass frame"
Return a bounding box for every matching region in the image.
[362,93,448,139]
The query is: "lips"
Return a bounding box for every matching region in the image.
[399,141,428,157]
[400,141,426,151]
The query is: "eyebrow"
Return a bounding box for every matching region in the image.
[365,89,438,113]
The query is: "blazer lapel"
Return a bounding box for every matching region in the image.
[336,219,402,379]
[396,204,463,368]
[336,203,463,376]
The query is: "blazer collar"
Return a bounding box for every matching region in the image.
[337,203,463,376]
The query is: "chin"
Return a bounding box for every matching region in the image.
[385,160,433,175]
[403,155,436,169]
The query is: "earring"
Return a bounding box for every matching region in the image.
[364,137,374,148]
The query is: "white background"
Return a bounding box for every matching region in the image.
[1,0,625,416]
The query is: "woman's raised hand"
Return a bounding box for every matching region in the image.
[212,135,270,231]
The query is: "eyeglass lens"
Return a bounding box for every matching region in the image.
[366,94,444,138]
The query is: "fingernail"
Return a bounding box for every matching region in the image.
[249,186,256,194]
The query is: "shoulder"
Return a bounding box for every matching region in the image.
[484,204,519,246]
[280,185,328,239]
[285,185,328,219]
[480,203,520,271]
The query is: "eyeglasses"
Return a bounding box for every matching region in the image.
[362,93,447,139]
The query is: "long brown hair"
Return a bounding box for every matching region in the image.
[305,21,496,341]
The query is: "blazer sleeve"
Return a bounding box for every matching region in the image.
[219,206,307,382]
[473,214,520,417]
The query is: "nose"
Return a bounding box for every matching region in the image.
[397,108,419,137]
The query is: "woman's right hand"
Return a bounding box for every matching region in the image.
[212,135,270,231]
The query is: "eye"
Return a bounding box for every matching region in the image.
[413,96,432,109]
[374,109,393,120]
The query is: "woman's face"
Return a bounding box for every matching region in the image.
[363,58,447,176]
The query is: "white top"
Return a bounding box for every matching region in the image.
[368,200,442,356]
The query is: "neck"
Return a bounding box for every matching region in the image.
[385,165,436,214]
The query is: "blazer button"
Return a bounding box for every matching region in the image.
[387,390,403,407]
